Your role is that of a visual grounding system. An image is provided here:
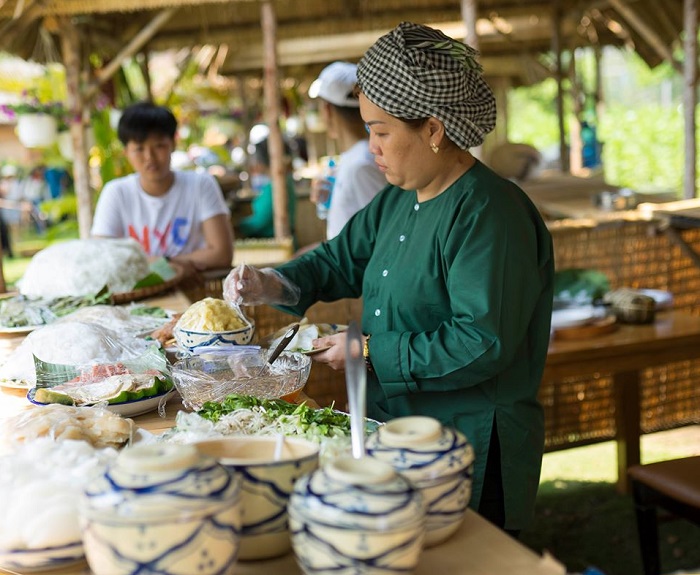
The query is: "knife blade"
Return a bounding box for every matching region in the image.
[345,321,367,459]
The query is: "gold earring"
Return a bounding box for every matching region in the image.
[430,142,439,154]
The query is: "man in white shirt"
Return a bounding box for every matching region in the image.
[91,102,233,275]
[309,62,387,239]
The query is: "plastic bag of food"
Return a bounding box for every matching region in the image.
[0,321,154,387]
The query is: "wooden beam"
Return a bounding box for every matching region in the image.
[552,0,569,173]
[607,0,682,73]
[85,7,177,100]
[683,0,697,199]
[59,17,92,239]
[261,1,290,241]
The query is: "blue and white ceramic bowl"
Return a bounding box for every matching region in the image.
[0,541,84,573]
[174,322,255,353]
[365,416,475,547]
[288,456,426,574]
[195,435,320,561]
[80,444,242,575]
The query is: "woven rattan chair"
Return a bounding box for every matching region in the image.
[628,456,700,575]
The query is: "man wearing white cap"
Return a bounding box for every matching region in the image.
[308,61,387,239]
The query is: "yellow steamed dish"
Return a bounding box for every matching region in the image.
[177,297,249,332]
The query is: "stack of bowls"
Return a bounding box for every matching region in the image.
[195,435,320,560]
[80,444,242,575]
[365,416,475,546]
[288,456,426,574]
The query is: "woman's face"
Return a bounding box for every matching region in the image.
[359,93,433,191]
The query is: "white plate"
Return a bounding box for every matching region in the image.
[0,378,31,390]
[27,388,175,418]
[551,306,598,330]
[0,541,84,573]
[0,324,39,335]
[637,289,673,310]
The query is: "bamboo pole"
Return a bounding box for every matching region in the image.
[683,0,697,199]
[461,0,482,159]
[85,8,177,100]
[552,0,569,172]
[59,17,92,239]
[261,0,290,240]
[608,0,682,73]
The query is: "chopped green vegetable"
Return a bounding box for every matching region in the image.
[130,306,168,318]
[198,393,354,436]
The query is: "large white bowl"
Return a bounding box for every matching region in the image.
[195,435,320,561]
[174,323,255,353]
[0,541,84,573]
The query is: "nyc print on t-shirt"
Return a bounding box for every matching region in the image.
[128,217,189,255]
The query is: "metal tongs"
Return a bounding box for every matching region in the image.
[255,322,300,376]
[345,321,367,459]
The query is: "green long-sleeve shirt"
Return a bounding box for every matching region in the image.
[276,160,554,530]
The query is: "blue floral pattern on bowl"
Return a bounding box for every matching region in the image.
[174,323,255,353]
[288,457,426,574]
[365,416,475,547]
[80,444,242,575]
[0,541,84,573]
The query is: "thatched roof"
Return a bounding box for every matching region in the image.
[0,0,685,84]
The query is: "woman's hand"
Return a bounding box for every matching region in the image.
[309,331,348,371]
[223,264,301,306]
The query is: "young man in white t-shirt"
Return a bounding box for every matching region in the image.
[91,102,233,276]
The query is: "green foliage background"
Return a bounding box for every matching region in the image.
[507,48,687,197]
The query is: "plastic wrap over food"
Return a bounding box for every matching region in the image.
[171,349,311,411]
[57,304,171,337]
[0,404,133,452]
[0,321,153,386]
[223,264,301,307]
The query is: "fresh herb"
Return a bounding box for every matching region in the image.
[130,306,168,318]
[0,290,112,328]
[198,393,353,435]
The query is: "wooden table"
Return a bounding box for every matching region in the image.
[0,289,569,575]
[6,511,566,575]
[544,309,700,493]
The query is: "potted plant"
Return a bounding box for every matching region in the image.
[0,98,65,148]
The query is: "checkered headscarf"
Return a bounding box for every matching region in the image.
[357,21,496,150]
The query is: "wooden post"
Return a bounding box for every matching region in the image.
[683,0,698,199]
[461,0,483,159]
[261,1,290,240]
[552,0,569,172]
[60,17,92,239]
[86,8,177,100]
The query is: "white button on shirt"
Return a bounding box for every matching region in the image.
[399,235,406,242]
[414,203,420,211]
[382,270,388,277]
[374,309,381,316]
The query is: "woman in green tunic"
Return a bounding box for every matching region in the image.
[224,22,554,535]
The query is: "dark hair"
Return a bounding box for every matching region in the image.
[333,105,364,125]
[250,136,293,167]
[117,101,177,146]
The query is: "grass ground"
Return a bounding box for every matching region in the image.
[521,426,700,575]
